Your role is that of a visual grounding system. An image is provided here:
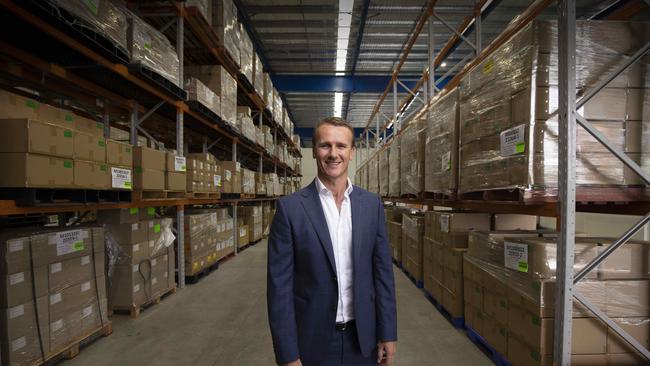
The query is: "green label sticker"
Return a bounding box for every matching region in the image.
[532,315,541,326]
[100,165,107,171]
[483,58,494,74]
[135,167,143,173]
[63,161,73,168]
[144,43,152,49]
[129,207,139,215]
[25,100,38,109]
[63,130,73,138]
[98,140,105,147]
[126,147,131,153]
[530,350,540,361]
[124,181,132,188]
[515,142,525,153]
[154,224,161,233]
[65,114,74,122]
[148,207,155,215]
[518,261,529,273]
[73,241,84,251]
[82,0,99,15]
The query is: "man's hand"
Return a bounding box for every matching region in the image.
[281,359,302,366]
[377,341,396,365]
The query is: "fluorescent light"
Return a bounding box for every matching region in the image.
[334,92,343,117]
[441,62,447,67]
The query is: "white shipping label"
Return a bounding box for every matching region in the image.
[500,124,526,156]
[504,241,529,273]
[149,240,154,249]
[9,304,25,319]
[81,256,90,265]
[50,293,62,305]
[51,263,63,274]
[132,265,139,273]
[11,336,26,352]
[51,319,64,332]
[441,151,452,172]
[236,162,241,171]
[54,229,85,256]
[133,244,140,252]
[133,284,140,293]
[439,215,450,233]
[82,306,93,318]
[9,272,24,286]
[240,228,246,237]
[174,156,187,172]
[152,277,158,286]
[214,174,222,187]
[152,258,157,266]
[81,281,91,292]
[148,221,154,228]
[8,239,24,253]
[225,170,232,181]
[132,223,139,231]
[111,167,132,189]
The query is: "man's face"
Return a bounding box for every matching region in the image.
[313,124,355,181]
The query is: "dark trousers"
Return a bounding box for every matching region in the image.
[304,322,376,366]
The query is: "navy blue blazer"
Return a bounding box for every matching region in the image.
[267,180,397,365]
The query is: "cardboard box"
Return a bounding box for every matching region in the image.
[106,222,148,246]
[238,225,249,247]
[0,153,74,188]
[165,152,186,172]
[115,241,150,265]
[441,286,464,319]
[483,315,508,357]
[165,171,186,191]
[106,140,132,167]
[74,131,106,162]
[1,269,34,308]
[29,228,96,268]
[607,318,650,354]
[139,207,157,221]
[110,253,170,307]
[0,233,31,274]
[0,119,74,158]
[74,160,110,189]
[133,167,164,190]
[97,208,141,224]
[493,214,537,230]
[597,241,650,280]
[133,146,165,171]
[437,212,491,246]
[73,115,104,137]
[33,251,104,295]
[220,161,241,193]
[0,298,46,366]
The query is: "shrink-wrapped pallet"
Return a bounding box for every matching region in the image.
[425,88,459,195]
[388,136,401,196]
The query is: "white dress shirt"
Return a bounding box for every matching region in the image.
[315,177,355,323]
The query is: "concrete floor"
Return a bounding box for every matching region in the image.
[64,240,492,366]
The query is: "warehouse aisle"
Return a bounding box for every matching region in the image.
[64,240,491,366]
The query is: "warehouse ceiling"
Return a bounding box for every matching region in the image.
[237,0,649,146]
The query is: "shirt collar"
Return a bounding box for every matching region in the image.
[315,177,354,197]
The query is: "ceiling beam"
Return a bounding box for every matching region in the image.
[273,74,422,93]
[344,0,371,121]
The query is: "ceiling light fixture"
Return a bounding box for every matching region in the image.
[334,0,353,117]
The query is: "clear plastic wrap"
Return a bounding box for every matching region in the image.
[52,0,128,55]
[253,53,264,96]
[368,155,379,194]
[127,11,180,87]
[212,0,240,65]
[388,221,403,262]
[400,118,426,195]
[238,205,263,242]
[425,88,459,194]
[379,148,389,196]
[239,23,254,84]
[402,212,424,280]
[273,89,283,124]
[458,20,650,194]
[467,230,557,267]
[292,134,301,148]
[388,136,401,196]
[0,226,109,365]
[242,169,255,194]
[186,78,220,116]
[185,66,237,126]
[186,0,210,23]
[263,73,274,110]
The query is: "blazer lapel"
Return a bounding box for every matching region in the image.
[300,181,337,273]
[350,187,363,268]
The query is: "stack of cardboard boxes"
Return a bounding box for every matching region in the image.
[425,89,459,195]
[255,173,267,195]
[236,106,257,142]
[238,23,254,85]
[464,232,650,365]
[219,161,241,194]
[242,169,256,195]
[400,119,426,196]
[262,202,273,237]
[379,148,389,197]
[252,53,264,98]
[401,212,424,283]
[98,209,175,311]
[165,152,186,191]
[186,65,237,129]
[0,89,136,191]
[237,223,249,249]
[388,137,400,196]
[186,77,221,117]
[184,209,234,276]
[367,156,379,194]
[238,205,263,243]
[133,146,165,191]
[186,153,221,195]
[263,73,274,113]
[211,0,239,68]
[384,207,404,263]
[1,226,109,365]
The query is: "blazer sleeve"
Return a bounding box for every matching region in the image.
[267,199,300,364]
[373,195,398,342]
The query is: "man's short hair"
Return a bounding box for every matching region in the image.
[312,117,355,146]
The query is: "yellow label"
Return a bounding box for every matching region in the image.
[483,58,495,74]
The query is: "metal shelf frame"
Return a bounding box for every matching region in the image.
[0,0,304,287]
[357,0,650,363]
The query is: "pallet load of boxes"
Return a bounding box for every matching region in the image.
[372,18,650,366]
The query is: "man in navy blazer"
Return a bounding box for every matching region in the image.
[267,117,397,366]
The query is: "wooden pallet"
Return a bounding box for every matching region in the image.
[458,185,650,204]
[187,191,221,199]
[109,286,177,318]
[133,190,187,201]
[0,188,131,206]
[34,321,113,365]
[422,191,457,201]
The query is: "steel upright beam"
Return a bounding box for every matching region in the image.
[393,81,398,130]
[130,101,138,146]
[554,1,577,364]
[233,203,238,255]
[475,0,482,53]
[175,11,185,289]
[428,16,435,100]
